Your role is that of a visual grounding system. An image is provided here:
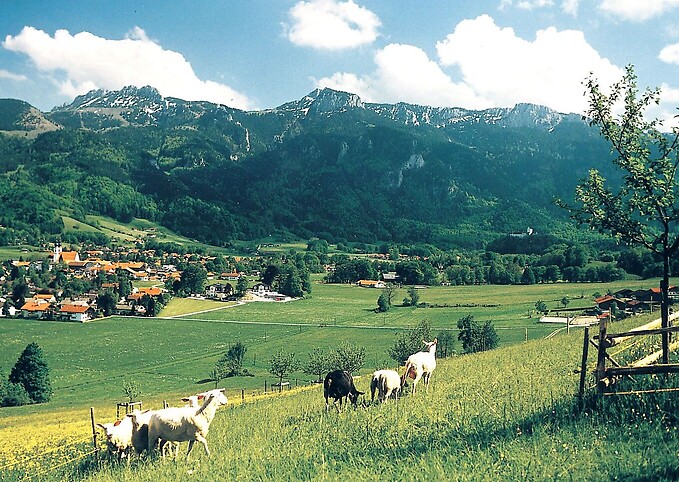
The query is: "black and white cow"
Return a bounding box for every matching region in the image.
[323,370,364,412]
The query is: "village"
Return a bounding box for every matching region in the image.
[0,242,295,322]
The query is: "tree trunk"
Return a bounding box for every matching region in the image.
[661,253,670,365]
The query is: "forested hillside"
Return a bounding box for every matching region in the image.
[0,87,616,248]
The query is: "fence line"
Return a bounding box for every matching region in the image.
[20,448,96,481]
[0,436,91,472]
[578,315,679,398]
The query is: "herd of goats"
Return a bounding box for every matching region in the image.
[96,339,439,459]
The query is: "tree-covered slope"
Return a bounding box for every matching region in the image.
[0,86,616,247]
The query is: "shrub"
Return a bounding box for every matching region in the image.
[9,342,52,403]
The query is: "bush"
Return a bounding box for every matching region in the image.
[9,342,52,403]
[0,378,31,407]
[457,315,499,354]
[389,320,433,365]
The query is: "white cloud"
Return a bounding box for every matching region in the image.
[653,83,679,130]
[0,69,27,81]
[599,0,679,22]
[659,43,679,64]
[436,15,623,113]
[561,0,580,16]
[285,0,380,50]
[2,26,253,109]
[500,0,554,10]
[315,43,489,108]
[316,15,622,114]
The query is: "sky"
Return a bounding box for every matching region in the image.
[1,0,679,127]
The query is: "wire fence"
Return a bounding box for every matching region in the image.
[0,384,319,481]
[0,435,96,481]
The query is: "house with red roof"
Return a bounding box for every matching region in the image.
[20,300,53,319]
[59,303,95,322]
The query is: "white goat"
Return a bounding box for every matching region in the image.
[147,389,228,458]
[370,369,401,403]
[401,338,438,394]
[96,417,134,459]
[127,395,201,457]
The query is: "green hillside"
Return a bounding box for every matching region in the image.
[0,87,617,250]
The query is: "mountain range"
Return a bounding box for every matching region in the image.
[0,86,614,249]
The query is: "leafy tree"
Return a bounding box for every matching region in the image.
[331,341,365,375]
[388,320,433,365]
[269,350,298,389]
[179,263,207,295]
[0,374,31,407]
[383,284,398,306]
[436,330,455,358]
[209,366,226,389]
[11,280,28,308]
[307,238,329,254]
[521,266,536,285]
[2,300,11,317]
[535,300,548,313]
[96,290,118,317]
[117,273,132,299]
[376,293,390,313]
[262,265,280,287]
[457,315,499,354]
[216,342,248,378]
[403,285,420,306]
[560,65,679,362]
[561,296,570,309]
[277,264,307,298]
[236,276,249,297]
[303,347,332,382]
[122,379,141,402]
[9,342,52,403]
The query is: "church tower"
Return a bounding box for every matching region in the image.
[53,242,62,263]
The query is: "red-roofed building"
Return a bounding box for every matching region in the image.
[59,304,95,322]
[21,300,52,319]
[138,287,162,297]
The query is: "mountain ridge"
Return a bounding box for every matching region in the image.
[45,85,582,133]
[0,85,607,248]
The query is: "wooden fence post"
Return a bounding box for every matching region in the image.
[241,389,245,401]
[596,317,608,394]
[578,326,590,402]
[90,407,99,463]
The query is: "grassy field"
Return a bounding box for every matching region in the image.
[1,313,676,481]
[0,279,675,480]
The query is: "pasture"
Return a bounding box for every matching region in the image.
[0,279,675,480]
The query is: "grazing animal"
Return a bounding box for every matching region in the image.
[146,389,228,458]
[323,370,364,412]
[370,369,401,403]
[96,417,134,459]
[127,396,200,456]
[401,338,438,394]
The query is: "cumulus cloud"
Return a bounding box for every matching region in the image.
[316,43,488,108]
[436,15,622,113]
[599,0,679,22]
[0,69,27,81]
[285,0,380,50]
[659,43,679,64]
[2,26,253,109]
[317,15,621,114]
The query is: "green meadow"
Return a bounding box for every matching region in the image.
[0,279,659,410]
[1,279,676,481]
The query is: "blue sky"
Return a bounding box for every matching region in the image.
[1,0,679,126]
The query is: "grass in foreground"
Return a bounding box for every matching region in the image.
[4,315,676,481]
